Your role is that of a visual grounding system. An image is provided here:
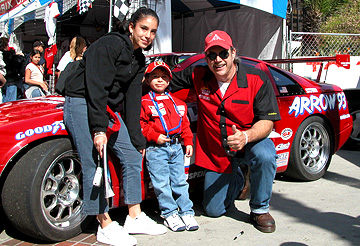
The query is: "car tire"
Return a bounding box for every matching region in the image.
[285,116,332,181]
[348,109,360,146]
[1,138,90,242]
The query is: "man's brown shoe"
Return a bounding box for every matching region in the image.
[250,212,276,233]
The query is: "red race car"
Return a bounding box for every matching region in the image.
[0,53,352,242]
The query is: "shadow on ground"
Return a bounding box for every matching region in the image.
[271,192,360,245]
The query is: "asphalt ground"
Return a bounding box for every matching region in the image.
[1,146,359,246]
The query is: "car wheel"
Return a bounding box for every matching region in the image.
[1,138,90,242]
[285,116,332,181]
[349,109,360,144]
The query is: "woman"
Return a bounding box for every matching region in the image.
[63,7,166,246]
[24,49,48,98]
[57,36,87,73]
[0,37,24,102]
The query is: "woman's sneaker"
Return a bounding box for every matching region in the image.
[124,212,167,235]
[181,214,199,231]
[164,213,186,232]
[97,221,137,246]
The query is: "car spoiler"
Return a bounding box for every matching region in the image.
[264,54,350,82]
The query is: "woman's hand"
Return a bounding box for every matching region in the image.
[139,149,146,158]
[41,81,49,91]
[94,132,107,158]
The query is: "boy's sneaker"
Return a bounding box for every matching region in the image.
[124,212,167,235]
[181,214,199,231]
[97,221,137,246]
[164,213,186,232]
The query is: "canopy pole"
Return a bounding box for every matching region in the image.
[108,0,113,32]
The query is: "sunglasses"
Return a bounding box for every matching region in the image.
[206,50,230,61]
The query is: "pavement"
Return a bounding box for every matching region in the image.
[0,147,359,246]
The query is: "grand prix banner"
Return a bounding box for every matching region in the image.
[0,0,28,15]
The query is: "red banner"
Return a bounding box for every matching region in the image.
[0,0,28,15]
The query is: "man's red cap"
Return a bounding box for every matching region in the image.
[204,30,233,52]
[145,61,172,79]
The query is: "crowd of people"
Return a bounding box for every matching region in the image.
[1,6,280,246]
[0,36,88,102]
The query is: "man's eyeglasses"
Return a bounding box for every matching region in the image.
[206,50,230,61]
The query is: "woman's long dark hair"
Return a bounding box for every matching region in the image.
[30,49,42,59]
[112,7,159,51]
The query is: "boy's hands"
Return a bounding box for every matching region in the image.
[156,135,193,157]
[185,145,193,157]
[157,134,171,144]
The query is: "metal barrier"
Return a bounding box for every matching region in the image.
[289,31,360,58]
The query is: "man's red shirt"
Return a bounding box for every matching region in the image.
[172,64,280,173]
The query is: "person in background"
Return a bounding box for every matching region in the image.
[57,36,87,73]
[24,50,48,98]
[140,61,199,232]
[0,49,6,103]
[0,40,6,102]
[22,40,46,77]
[170,30,281,233]
[63,7,167,246]
[0,37,25,102]
[24,40,46,65]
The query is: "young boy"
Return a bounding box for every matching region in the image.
[140,61,199,232]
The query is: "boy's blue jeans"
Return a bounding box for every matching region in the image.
[146,142,194,218]
[64,96,143,215]
[202,138,277,217]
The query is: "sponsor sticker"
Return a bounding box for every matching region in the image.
[199,87,211,101]
[15,120,66,140]
[340,114,350,120]
[177,105,186,116]
[281,128,293,140]
[276,152,289,167]
[305,88,318,93]
[275,142,290,151]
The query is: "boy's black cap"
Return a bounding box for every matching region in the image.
[33,41,44,48]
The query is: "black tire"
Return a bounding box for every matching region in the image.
[347,109,360,146]
[1,138,89,242]
[285,116,332,181]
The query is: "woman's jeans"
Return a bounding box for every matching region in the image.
[202,138,277,217]
[64,96,143,215]
[146,142,194,218]
[1,85,17,102]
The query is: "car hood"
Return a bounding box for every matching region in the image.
[0,96,64,126]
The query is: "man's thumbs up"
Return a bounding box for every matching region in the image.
[232,125,239,135]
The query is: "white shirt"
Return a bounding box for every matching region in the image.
[26,63,44,83]
[44,2,60,45]
[0,51,6,76]
[217,80,231,97]
[57,51,73,71]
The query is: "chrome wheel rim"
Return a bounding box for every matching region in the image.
[41,150,85,229]
[299,122,330,174]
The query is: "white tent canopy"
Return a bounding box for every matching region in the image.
[0,0,289,59]
[172,0,288,19]
[170,0,288,59]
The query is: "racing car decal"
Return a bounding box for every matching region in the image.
[15,120,66,140]
[288,92,347,117]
